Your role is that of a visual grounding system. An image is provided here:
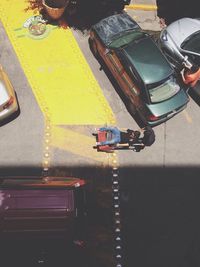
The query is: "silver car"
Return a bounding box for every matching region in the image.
[159,18,200,71]
[0,65,19,123]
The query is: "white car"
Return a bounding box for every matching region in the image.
[159,18,200,70]
[0,65,19,122]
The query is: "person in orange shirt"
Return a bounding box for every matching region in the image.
[182,64,200,88]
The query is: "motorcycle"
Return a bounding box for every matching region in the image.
[93,127,144,153]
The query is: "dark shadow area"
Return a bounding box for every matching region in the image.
[26,0,129,32]
[156,0,200,26]
[0,240,101,267]
[0,166,113,267]
[1,166,200,266]
[60,0,130,32]
[120,167,200,267]
[189,81,200,107]
[0,167,43,177]
[0,107,20,127]
[62,0,126,32]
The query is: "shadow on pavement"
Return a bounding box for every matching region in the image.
[188,81,200,107]
[25,0,127,32]
[61,0,126,32]
[1,166,200,267]
[120,167,200,267]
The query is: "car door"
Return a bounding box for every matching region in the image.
[105,50,142,108]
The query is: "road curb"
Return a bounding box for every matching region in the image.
[125,4,157,11]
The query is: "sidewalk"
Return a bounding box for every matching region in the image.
[126,0,161,31]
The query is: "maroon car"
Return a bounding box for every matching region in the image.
[0,177,87,241]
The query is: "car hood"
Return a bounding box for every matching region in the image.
[147,89,189,117]
[166,18,200,48]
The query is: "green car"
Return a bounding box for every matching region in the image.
[89,12,189,126]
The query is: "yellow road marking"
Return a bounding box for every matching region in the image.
[51,126,109,164]
[125,4,157,11]
[0,0,117,169]
[182,110,193,124]
[0,0,115,125]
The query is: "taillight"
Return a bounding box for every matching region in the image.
[148,114,159,121]
[3,96,14,109]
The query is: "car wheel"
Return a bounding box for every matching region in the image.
[88,38,99,59]
[137,110,148,127]
[127,100,137,116]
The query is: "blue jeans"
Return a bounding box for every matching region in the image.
[99,127,121,145]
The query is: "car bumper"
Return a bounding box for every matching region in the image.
[147,102,188,126]
[0,99,19,122]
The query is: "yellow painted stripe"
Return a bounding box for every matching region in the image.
[0,0,115,126]
[125,4,157,11]
[51,126,109,164]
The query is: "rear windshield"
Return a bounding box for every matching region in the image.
[123,37,173,85]
[109,31,145,49]
[148,76,180,103]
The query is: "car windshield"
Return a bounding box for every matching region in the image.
[181,31,200,53]
[148,76,180,103]
[109,31,146,49]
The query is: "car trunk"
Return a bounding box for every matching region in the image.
[147,89,189,117]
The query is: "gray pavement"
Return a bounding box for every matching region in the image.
[0,2,200,267]
[0,1,200,175]
[73,5,200,169]
[127,0,161,31]
[0,21,44,176]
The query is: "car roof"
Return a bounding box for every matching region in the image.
[122,36,173,84]
[91,12,140,47]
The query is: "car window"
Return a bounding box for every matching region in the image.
[123,37,173,85]
[108,51,140,96]
[107,52,123,72]
[109,31,146,49]
[148,76,180,103]
[181,31,200,53]
[121,72,139,96]
[185,53,200,65]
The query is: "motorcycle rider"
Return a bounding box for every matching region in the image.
[96,126,155,148]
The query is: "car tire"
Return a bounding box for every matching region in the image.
[128,101,148,127]
[127,100,137,116]
[88,38,99,59]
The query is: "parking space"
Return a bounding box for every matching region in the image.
[0,1,200,266]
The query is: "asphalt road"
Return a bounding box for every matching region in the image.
[72,3,200,267]
[73,9,200,168]
[0,21,44,176]
[1,0,199,173]
[1,0,200,267]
